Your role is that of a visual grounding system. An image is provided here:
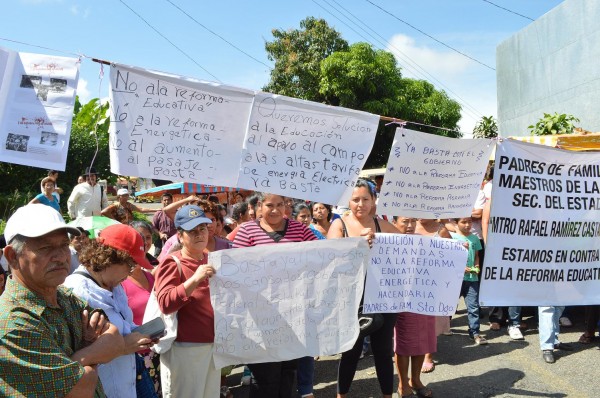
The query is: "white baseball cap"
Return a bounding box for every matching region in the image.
[4,204,80,244]
[117,188,129,196]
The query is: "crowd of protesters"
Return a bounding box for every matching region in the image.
[1,167,599,398]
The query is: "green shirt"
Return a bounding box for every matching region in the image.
[0,277,105,397]
[450,232,482,282]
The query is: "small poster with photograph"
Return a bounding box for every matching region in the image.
[0,47,79,170]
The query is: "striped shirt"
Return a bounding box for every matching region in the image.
[233,218,317,247]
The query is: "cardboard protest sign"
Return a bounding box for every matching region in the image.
[209,237,369,368]
[237,93,379,205]
[480,139,600,306]
[363,233,467,316]
[108,63,254,186]
[0,48,79,170]
[378,128,494,218]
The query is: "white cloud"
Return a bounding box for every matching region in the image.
[386,33,498,137]
[76,77,91,104]
[387,34,472,81]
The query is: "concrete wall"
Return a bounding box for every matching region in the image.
[497,0,600,137]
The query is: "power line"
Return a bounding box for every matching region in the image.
[482,0,534,21]
[314,0,483,121]
[364,0,495,71]
[117,0,221,82]
[0,37,82,58]
[164,0,272,70]
[324,0,485,120]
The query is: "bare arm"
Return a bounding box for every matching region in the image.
[326,218,344,239]
[130,203,154,213]
[100,205,116,220]
[70,323,125,366]
[29,197,41,205]
[163,195,200,220]
[482,199,491,244]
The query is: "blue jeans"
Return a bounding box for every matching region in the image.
[538,306,565,350]
[297,356,314,396]
[460,280,481,337]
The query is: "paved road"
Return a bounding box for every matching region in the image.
[224,305,598,398]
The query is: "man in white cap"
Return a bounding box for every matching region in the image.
[0,204,133,397]
[101,188,154,224]
[67,167,108,219]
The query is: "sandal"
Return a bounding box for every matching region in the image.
[579,333,595,344]
[421,361,435,373]
[398,388,415,397]
[412,386,433,398]
[489,322,501,331]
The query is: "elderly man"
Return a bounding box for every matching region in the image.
[67,167,109,219]
[0,204,136,397]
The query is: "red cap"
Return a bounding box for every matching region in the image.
[97,224,152,270]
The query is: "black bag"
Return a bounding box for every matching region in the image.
[357,305,384,338]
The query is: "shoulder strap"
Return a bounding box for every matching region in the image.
[373,217,381,233]
[171,254,183,277]
[72,270,101,288]
[339,218,348,238]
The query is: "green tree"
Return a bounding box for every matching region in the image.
[528,112,579,136]
[473,116,498,138]
[319,42,403,115]
[264,17,349,102]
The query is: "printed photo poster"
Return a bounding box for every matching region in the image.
[237,92,379,205]
[0,48,79,170]
[108,63,254,187]
[378,128,494,218]
[208,238,370,368]
[480,139,600,306]
[363,233,467,316]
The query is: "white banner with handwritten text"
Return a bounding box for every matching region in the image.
[209,238,369,368]
[378,129,494,218]
[237,93,379,205]
[363,233,467,316]
[108,63,254,186]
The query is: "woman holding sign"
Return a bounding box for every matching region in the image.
[233,193,317,398]
[328,179,399,398]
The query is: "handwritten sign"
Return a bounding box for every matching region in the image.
[108,63,254,186]
[208,237,369,368]
[236,93,379,205]
[481,139,600,306]
[0,49,79,170]
[378,128,494,218]
[363,233,467,316]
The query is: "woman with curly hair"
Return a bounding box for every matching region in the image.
[63,224,155,398]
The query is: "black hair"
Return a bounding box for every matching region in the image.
[311,202,332,221]
[355,178,377,197]
[161,193,173,199]
[231,202,248,221]
[246,193,260,208]
[292,202,311,219]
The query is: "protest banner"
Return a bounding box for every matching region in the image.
[480,139,600,306]
[363,233,467,316]
[209,237,369,368]
[378,128,494,218]
[0,48,79,170]
[108,63,254,186]
[236,93,379,205]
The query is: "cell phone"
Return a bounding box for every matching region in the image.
[132,317,166,340]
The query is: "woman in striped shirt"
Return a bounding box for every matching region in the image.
[233,192,316,398]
